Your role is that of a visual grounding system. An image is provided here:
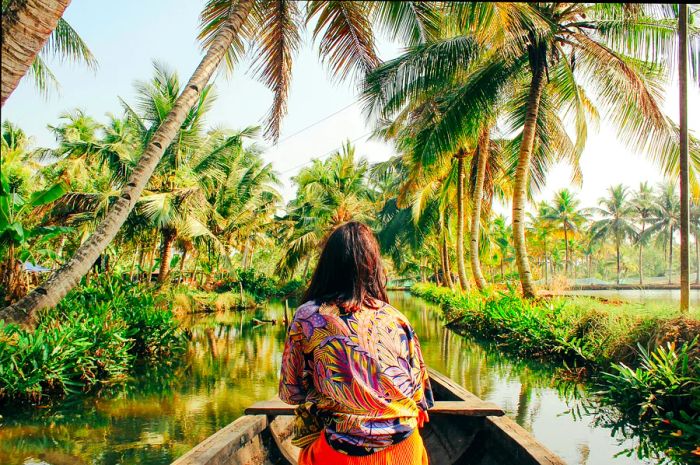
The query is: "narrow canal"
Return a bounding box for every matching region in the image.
[0,292,654,465]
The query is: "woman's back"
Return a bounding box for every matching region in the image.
[279,299,433,456]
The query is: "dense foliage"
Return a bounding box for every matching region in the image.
[412,282,700,463]
[0,277,185,405]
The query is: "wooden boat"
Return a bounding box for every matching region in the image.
[173,369,565,465]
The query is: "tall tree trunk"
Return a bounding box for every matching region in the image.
[512,52,546,299]
[669,227,674,284]
[679,3,690,312]
[158,228,177,283]
[0,0,255,324]
[615,239,621,285]
[543,238,549,286]
[639,221,645,285]
[1,0,71,106]
[444,234,455,289]
[440,236,448,288]
[470,127,490,290]
[563,222,569,276]
[695,231,699,284]
[179,247,188,284]
[456,150,470,291]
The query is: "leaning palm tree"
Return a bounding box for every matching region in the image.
[631,182,655,285]
[544,190,588,277]
[1,2,255,322]
[591,185,638,285]
[1,0,73,105]
[3,1,440,322]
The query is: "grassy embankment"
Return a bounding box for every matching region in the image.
[0,277,186,406]
[411,283,699,463]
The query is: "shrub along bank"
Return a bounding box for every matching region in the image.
[411,283,699,464]
[0,277,186,405]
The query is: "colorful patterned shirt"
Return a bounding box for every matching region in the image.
[279,300,434,455]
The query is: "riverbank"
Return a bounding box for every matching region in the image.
[411,283,700,464]
[0,277,186,406]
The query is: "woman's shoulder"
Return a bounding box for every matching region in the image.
[294,300,321,318]
[377,301,412,325]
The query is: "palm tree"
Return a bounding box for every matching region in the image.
[691,199,700,284]
[1,1,256,322]
[544,190,588,277]
[469,126,491,290]
[679,3,689,312]
[2,0,442,322]
[277,142,374,277]
[631,182,655,285]
[591,185,637,285]
[645,182,681,284]
[365,3,699,298]
[528,202,555,286]
[491,216,512,281]
[1,0,72,106]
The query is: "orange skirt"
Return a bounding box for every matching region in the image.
[298,429,428,465]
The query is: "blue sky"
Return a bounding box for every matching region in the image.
[3,0,699,213]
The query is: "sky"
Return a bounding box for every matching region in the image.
[3,0,700,217]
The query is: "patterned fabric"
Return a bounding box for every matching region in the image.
[279,300,434,456]
[298,425,429,465]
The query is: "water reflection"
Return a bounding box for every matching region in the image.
[0,294,654,465]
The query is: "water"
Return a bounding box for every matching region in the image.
[558,288,700,305]
[0,293,653,465]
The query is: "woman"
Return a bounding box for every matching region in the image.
[279,222,433,465]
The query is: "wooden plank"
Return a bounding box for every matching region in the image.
[172,414,268,465]
[430,400,503,416]
[487,415,566,465]
[245,399,503,417]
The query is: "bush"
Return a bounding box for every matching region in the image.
[0,276,185,405]
[597,340,700,464]
[214,269,304,303]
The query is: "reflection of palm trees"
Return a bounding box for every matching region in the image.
[515,376,532,428]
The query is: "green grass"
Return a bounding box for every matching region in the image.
[412,283,700,464]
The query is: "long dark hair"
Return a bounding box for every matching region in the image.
[303,221,388,310]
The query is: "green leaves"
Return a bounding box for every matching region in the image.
[28,180,69,207]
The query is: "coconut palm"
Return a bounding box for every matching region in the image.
[277,142,374,277]
[591,185,638,285]
[3,0,444,322]
[631,182,655,285]
[365,3,700,297]
[528,201,556,286]
[1,0,72,105]
[491,215,513,281]
[644,182,681,284]
[544,190,588,277]
[691,199,700,284]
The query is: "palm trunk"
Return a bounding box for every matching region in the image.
[179,248,188,284]
[445,235,455,289]
[1,0,71,106]
[0,0,255,324]
[543,238,549,286]
[563,223,569,276]
[158,228,177,283]
[512,52,546,299]
[470,127,490,290]
[695,231,699,284]
[442,234,455,290]
[615,239,621,285]
[639,221,645,285]
[669,227,674,284]
[679,4,690,312]
[456,151,470,291]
